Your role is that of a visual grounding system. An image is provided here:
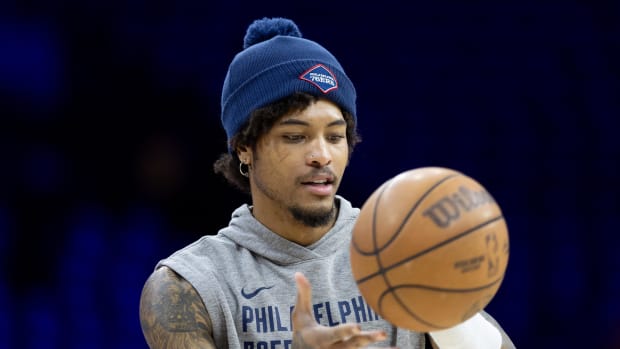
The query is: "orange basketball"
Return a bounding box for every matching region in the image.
[349,167,510,332]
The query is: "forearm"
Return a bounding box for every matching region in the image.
[428,312,515,349]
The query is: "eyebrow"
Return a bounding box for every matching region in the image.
[278,118,346,127]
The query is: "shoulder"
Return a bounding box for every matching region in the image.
[139,266,217,348]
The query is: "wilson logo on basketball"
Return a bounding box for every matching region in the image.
[422,185,496,228]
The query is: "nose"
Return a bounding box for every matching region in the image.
[305,139,332,168]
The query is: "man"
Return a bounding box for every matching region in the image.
[139,17,516,348]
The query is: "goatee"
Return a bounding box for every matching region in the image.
[289,204,336,228]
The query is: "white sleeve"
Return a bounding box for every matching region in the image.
[428,313,502,349]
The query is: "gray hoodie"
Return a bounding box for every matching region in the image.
[157,196,426,348]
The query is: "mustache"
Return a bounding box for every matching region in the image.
[299,169,338,183]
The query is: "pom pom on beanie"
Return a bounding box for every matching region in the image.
[220,17,357,152]
[242,17,302,49]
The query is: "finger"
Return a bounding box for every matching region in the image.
[329,323,362,341]
[333,330,389,348]
[324,325,386,346]
[294,272,312,314]
[292,272,320,330]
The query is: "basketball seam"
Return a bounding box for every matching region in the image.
[373,173,461,331]
[355,214,505,284]
[389,274,504,294]
[351,173,461,256]
[375,274,505,331]
[378,173,460,254]
[354,173,462,281]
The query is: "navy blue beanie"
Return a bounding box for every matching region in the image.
[221,17,357,151]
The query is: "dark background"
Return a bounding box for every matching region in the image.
[1,1,619,348]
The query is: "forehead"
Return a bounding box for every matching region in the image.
[277,99,345,125]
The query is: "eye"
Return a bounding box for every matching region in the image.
[283,134,305,143]
[327,134,346,143]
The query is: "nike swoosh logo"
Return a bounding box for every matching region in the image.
[241,285,274,299]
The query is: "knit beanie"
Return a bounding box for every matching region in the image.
[221,17,357,151]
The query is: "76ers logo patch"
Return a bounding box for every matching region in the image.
[299,64,338,93]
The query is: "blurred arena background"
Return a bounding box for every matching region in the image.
[1,1,619,348]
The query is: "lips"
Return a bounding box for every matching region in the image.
[302,179,331,185]
[300,172,336,196]
[300,173,334,185]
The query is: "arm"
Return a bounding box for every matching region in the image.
[428,311,515,349]
[139,266,217,349]
[480,310,516,349]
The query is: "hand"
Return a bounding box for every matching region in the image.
[291,272,390,348]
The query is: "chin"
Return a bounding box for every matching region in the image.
[289,200,336,228]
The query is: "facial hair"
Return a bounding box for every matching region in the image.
[251,159,338,228]
[289,203,336,228]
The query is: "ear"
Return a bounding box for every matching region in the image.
[236,145,251,164]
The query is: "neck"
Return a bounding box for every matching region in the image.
[250,201,338,246]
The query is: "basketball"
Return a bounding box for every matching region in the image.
[349,167,510,332]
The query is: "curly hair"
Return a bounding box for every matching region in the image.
[213,92,361,194]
